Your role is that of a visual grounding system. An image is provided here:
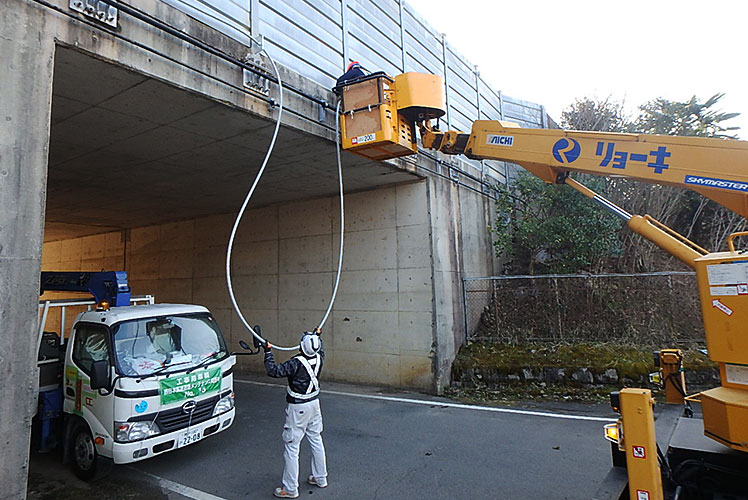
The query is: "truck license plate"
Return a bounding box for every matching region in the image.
[177,429,201,448]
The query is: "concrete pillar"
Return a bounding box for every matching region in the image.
[427,174,465,393]
[0,3,54,498]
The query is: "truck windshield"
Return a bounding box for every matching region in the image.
[111,313,228,377]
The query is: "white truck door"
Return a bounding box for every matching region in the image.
[66,322,116,453]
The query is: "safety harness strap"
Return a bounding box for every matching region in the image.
[287,354,320,400]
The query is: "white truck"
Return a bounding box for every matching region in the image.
[35,271,236,479]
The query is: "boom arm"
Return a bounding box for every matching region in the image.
[421,120,748,219]
[40,271,131,306]
[560,177,709,269]
[417,120,748,268]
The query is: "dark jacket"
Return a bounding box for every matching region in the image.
[265,345,325,404]
[334,65,365,94]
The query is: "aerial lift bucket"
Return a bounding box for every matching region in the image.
[338,72,445,161]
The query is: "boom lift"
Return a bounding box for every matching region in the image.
[337,72,748,499]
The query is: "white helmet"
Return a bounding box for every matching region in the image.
[300,332,321,357]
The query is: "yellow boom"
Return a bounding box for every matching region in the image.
[421,120,748,219]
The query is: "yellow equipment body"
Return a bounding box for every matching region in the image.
[694,240,748,451]
[695,244,748,369]
[701,386,748,450]
[619,389,663,500]
[392,72,446,122]
[429,122,748,219]
[657,349,687,405]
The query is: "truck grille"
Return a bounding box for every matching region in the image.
[155,394,219,433]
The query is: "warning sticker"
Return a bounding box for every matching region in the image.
[351,133,376,145]
[712,299,734,316]
[725,364,748,386]
[637,490,650,500]
[710,286,738,296]
[632,446,646,459]
[707,262,748,285]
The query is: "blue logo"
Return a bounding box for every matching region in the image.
[135,400,148,413]
[685,175,748,193]
[552,138,581,164]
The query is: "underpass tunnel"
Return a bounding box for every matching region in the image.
[42,46,437,389]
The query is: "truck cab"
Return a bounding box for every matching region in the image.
[63,303,236,478]
[36,271,236,479]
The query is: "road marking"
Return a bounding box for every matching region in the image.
[135,470,229,500]
[235,379,613,422]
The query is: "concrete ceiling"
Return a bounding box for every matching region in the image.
[45,47,418,241]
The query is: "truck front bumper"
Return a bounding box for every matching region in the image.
[111,408,235,464]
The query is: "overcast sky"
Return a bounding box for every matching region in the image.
[405,0,747,138]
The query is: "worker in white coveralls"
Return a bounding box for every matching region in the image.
[262,328,328,499]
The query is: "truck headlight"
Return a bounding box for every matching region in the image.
[115,421,160,442]
[213,392,235,416]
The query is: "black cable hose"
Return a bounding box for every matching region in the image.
[401,156,498,200]
[418,150,489,185]
[664,372,695,417]
[677,459,746,480]
[665,371,688,398]
[657,443,673,482]
[671,458,747,496]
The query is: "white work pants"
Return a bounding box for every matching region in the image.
[281,399,327,494]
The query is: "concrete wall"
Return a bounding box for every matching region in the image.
[7,0,500,400]
[427,172,497,391]
[0,4,54,498]
[42,181,437,388]
[41,170,499,393]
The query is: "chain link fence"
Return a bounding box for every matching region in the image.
[463,272,704,346]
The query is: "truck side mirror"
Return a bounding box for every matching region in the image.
[90,360,111,391]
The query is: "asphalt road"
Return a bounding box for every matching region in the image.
[29,375,619,500]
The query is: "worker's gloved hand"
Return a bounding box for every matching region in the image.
[313,327,322,336]
[260,338,272,353]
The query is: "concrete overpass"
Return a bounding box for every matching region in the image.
[1,0,549,496]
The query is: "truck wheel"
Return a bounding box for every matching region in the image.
[71,425,100,480]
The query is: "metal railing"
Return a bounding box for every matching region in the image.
[462,272,704,346]
[37,295,155,349]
